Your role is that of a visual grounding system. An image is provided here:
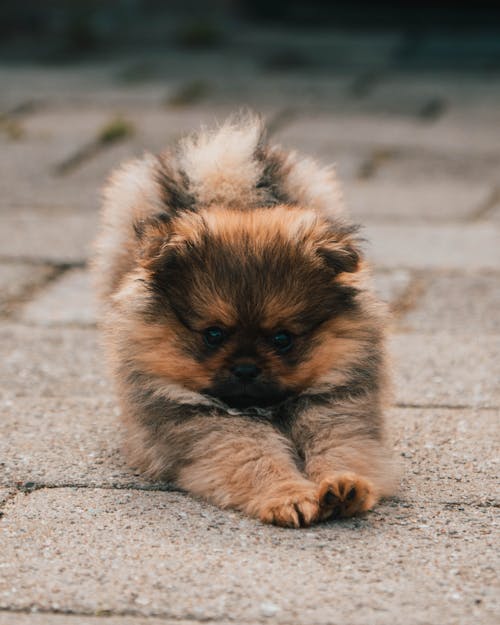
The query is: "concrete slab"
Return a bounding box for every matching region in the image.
[0,263,55,315]
[0,110,119,213]
[0,489,497,624]
[392,407,499,506]
[277,113,500,157]
[401,272,500,334]
[21,269,96,326]
[0,396,135,488]
[343,179,491,222]
[392,333,500,409]
[365,223,500,270]
[0,212,96,263]
[373,150,500,185]
[0,325,104,401]
[373,269,412,306]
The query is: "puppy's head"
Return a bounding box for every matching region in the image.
[120,205,371,410]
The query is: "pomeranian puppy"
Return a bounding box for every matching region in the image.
[93,114,396,527]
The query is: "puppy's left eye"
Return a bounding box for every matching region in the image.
[271,330,293,353]
[203,326,225,347]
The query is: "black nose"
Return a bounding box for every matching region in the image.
[231,363,261,382]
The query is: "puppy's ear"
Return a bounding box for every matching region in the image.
[134,213,172,268]
[318,228,361,274]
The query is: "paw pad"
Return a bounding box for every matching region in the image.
[318,472,376,519]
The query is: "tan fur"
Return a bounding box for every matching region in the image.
[93,114,397,528]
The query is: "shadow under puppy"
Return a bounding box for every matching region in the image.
[93,115,397,527]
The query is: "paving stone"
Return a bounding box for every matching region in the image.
[21,269,96,326]
[0,110,119,212]
[343,179,491,222]
[0,63,167,110]
[0,489,497,624]
[391,407,499,505]
[373,269,412,305]
[0,325,104,401]
[278,113,500,157]
[401,272,500,333]
[0,396,132,488]
[0,212,96,263]
[372,150,500,185]
[0,263,55,315]
[365,223,500,270]
[362,74,500,121]
[488,198,500,222]
[391,333,500,409]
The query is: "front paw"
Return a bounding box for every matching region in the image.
[318,472,377,520]
[258,481,320,528]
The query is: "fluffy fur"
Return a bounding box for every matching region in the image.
[93,114,397,527]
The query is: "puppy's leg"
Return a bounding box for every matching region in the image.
[123,399,320,528]
[290,395,396,520]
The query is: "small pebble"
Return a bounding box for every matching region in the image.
[260,602,280,617]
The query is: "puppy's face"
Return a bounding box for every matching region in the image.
[125,206,367,409]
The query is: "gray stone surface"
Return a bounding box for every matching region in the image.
[0,489,497,624]
[401,271,500,333]
[21,269,96,326]
[344,179,491,222]
[276,113,500,157]
[0,263,55,315]
[373,269,412,306]
[0,325,104,401]
[392,407,499,505]
[372,150,500,185]
[0,396,132,488]
[361,74,500,121]
[0,212,96,263]
[391,333,500,409]
[0,110,117,213]
[366,223,500,270]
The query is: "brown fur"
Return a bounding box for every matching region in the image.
[93,115,397,527]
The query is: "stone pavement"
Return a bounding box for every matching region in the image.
[1,29,499,625]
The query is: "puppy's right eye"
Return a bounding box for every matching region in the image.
[203,327,225,347]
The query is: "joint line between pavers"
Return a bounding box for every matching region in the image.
[0,489,20,519]
[0,263,77,321]
[395,402,500,411]
[53,116,134,177]
[0,605,253,624]
[12,483,500,509]
[390,270,427,318]
[0,256,87,269]
[468,185,500,222]
[14,481,184,495]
